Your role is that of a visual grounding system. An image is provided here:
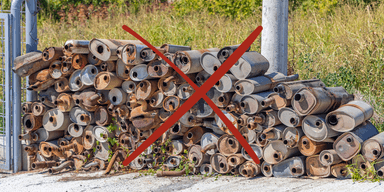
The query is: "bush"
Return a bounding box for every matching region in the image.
[173,0,262,20]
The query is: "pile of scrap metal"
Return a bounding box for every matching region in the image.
[15,39,383,178]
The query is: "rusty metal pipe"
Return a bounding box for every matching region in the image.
[32,161,58,170]
[48,161,74,174]
[156,169,186,177]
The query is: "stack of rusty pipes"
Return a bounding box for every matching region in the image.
[14,40,383,178]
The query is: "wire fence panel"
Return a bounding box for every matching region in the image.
[0,13,12,170]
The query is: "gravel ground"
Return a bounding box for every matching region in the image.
[0,170,383,192]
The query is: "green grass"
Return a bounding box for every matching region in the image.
[37,3,384,130]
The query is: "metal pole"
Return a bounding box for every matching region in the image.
[11,0,24,173]
[261,0,289,75]
[26,0,38,101]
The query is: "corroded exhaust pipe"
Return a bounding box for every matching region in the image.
[43,47,64,62]
[136,80,157,100]
[229,51,269,79]
[89,39,142,61]
[174,48,219,74]
[334,121,378,161]
[13,51,50,77]
[100,61,116,72]
[183,127,206,147]
[217,134,241,156]
[71,54,87,70]
[261,161,273,177]
[188,145,210,167]
[326,100,373,132]
[292,87,354,116]
[331,163,350,179]
[261,92,290,110]
[148,60,174,78]
[319,149,342,166]
[298,135,329,156]
[23,114,43,132]
[49,61,63,79]
[22,102,33,115]
[54,78,70,93]
[306,155,331,177]
[49,161,74,174]
[200,52,221,75]
[239,91,272,114]
[129,64,153,81]
[122,80,138,94]
[273,79,325,99]
[43,108,71,131]
[263,140,300,164]
[55,93,74,112]
[278,107,302,128]
[210,153,232,174]
[149,90,165,108]
[227,154,245,167]
[282,127,304,148]
[302,114,341,142]
[272,156,306,178]
[94,72,123,90]
[63,40,89,54]
[362,132,384,161]
[241,144,263,161]
[116,60,133,80]
[234,72,298,96]
[81,65,99,86]
[239,161,261,178]
[31,161,59,170]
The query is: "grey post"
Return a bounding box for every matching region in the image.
[261,0,289,75]
[26,0,39,101]
[11,0,23,173]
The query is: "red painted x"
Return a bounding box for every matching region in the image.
[122,25,263,167]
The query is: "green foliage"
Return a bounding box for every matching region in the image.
[107,123,117,133]
[346,155,384,182]
[173,0,262,20]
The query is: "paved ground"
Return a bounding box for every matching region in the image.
[0,170,383,192]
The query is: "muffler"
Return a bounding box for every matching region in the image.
[306,155,331,177]
[272,156,306,178]
[302,114,341,142]
[362,131,384,161]
[278,107,302,127]
[326,100,374,132]
[282,127,304,148]
[292,87,354,116]
[63,40,89,54]
[13,51,50,77]
[273,79,325,99]
[89,39,142,61]
[261,92,291,110]
[43,109,71,131]
[239,91,272,114]
[334,121,379,161]
[234,72,298,96]
[174,48,219,74]
[210,153,232,174]
[298,135,329,156]
[183,126,206,147]
[94,72,123,90]
[239,161,261,178]
[263,140,300,164]
[42,47,64,62]
[80,65,99,86]
[319,149,342,166]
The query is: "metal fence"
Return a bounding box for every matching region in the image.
[0,0,35,172]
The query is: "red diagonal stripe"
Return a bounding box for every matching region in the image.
[122,25,263,167]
